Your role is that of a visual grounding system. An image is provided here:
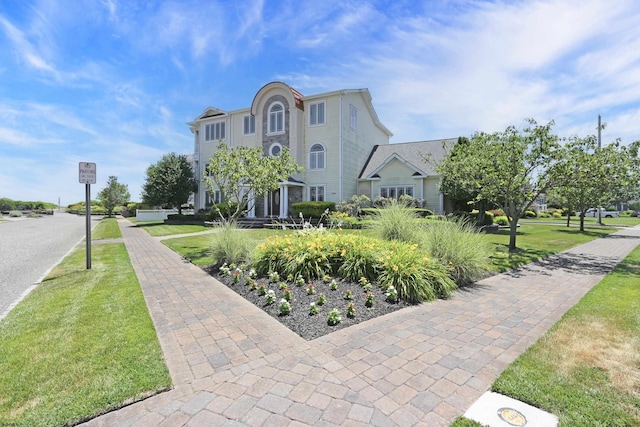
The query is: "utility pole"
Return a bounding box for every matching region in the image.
[597,115,602,225]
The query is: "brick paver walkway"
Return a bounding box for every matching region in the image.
[83,221,640,427]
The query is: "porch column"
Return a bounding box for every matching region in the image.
[279,186,287,219]
[247,190,255,218]
[263,194,269,217]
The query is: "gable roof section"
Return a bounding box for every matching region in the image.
[251,81,304,115]
[304,88,392,137]
[359,138,456,180]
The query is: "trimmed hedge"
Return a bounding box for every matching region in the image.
[290,202,336,218]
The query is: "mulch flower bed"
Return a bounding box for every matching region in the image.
[208,268,414,340]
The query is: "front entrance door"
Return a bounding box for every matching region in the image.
[269,189,280,217]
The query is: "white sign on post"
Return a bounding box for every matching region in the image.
[79,162,96,184]
[79,162,96,269]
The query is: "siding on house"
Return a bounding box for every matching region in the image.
[188,82,393,214]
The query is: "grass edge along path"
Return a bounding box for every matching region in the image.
[0,242,171,426]
[452,242,640,427]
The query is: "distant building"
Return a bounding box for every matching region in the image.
[188,81,453,217]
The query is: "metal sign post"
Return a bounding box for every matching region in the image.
[79,162,96,269]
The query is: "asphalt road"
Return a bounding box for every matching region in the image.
[0,211,95,319]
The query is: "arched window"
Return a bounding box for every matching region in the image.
[268,102,284,134]
[309,143,325,170]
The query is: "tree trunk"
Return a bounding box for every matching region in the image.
[509,218,518,252]
[579,213,585,232]
[178,205,183,215]
[566,212,570,227]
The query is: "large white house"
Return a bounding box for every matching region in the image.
[188,81,452,217]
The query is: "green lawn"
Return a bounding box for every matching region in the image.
[163,228,293,266]
[92,216,122,239]
[0,223,171,426]
[485,223,618,271]
[488,243,640,426]
[521,215,640,227]
[131,219,210,237]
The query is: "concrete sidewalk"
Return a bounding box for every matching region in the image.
[83,221,640,426]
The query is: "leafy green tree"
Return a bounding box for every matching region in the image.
[0,198,16,211]
[204,143,303,221]
[98,176,130,217]
[557,138,640,230]
[435,119,562,252]
[142,153,197,215]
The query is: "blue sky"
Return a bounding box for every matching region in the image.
[1,0,639,205]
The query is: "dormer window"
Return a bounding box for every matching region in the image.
[268,102,284,134]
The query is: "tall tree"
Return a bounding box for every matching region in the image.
[98,176,130,217]
[204,143,303,221]
[552,137,640,231]
[435,119,562,252]
[142,153,197,215]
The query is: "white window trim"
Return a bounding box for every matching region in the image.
[349,104,358,132]
[267,101,285,135]
[204,121,226,142]
[309,142,326,171]
[309,100,326,127]
[269,142,283,157]
[243,114,255,135]
[309,184,326,202]
[379,185,414,199]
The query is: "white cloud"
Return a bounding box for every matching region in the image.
[0,15,59,76]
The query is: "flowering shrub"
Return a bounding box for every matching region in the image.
[253,232,383,282]
[317,293,327,305]
[365,291,374,307]
[219,263,231,276]
[279,282,288,290]
[378,241,456,302]
[279,299,291,315]
[327,308,342,325]
[386,285,398,303]
[363,282,372,292]
[344,289,353,300]
[295,276,305,287]
[232,270,241,284]
[268,271,280,283]
[330,279,338,291]
[309,303,319,316]
[257,283,266,296]
[249,280,257,291]
[248,269,257,279]
[346,302,356,318]
[265,289,276,305]
[307,283,316,295]
[322,274,331,283]
[283,287,292,301]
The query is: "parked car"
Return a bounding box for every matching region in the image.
[584,208,620,218]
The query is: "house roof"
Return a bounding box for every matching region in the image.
[358,138,456,180]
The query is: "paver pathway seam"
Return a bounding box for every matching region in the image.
[82,221,640,427]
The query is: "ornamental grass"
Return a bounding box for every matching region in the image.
[253,231,456,303]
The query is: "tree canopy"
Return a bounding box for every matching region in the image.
[434,119,562,252]
[204,143,303,221]
[141,153,197,215]
[97,176,130,217]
